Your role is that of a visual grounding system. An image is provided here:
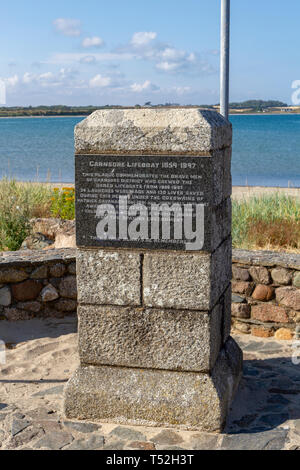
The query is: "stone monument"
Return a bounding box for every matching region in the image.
[64,108,243,432]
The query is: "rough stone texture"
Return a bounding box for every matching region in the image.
[4,307,34,321]
[30,265,48,279]
[222,285,232,342]
[11,280,42,302]
[251,304,289,323]
[59,276,77,300]
[143,238,231,311]
[0,286,11,307]
[232,249,300,270]
[77,249,141,306]
[271,268,292,286]
[293,272,300,288]
[64,337,243,432]
[49,264,66,278]
[252,285,274,302]
[231,303,251,319]
[251,327,274,338]
[232,266,250,282]
[274,328,294,340]
[56,299,77,312]
[17,301,41,313]
[78,303,224,372]
[75,108,232,155]
[41,285,59,302]
[0,268,28,283]
[249,266,271,285]
[276,287,300,311]
[231,281,254,296]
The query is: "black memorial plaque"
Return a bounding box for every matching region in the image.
[75,154,213,251]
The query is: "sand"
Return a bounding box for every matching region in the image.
[0,318,299,450]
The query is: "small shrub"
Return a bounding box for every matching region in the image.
[50,187,75,220]
[0,179,52,251]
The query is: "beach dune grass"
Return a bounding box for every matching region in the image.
[0,179,299,252]
[232,194,300,252]
[0,179,53,251]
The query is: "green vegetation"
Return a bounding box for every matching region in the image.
[0,180,299,253]
[232,194,300,252]
[229,100,288,112]
[51,187,75,220]
[0,105,121,118]
[0,179,52,251]
[0,101,295,117]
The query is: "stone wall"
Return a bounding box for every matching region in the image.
[0,249,77,320]
[1,248,299,339]
[232,250,300,339]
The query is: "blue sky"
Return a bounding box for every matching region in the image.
[1,0,299,106]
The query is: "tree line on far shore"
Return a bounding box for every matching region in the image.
[0,100,292,117]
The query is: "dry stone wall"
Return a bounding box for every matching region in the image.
[232,249,300,339]
[1,247,299,339]
[0,249,77,321]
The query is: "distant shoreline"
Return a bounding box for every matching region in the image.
[1,112,300,119]
[8,182,300,198]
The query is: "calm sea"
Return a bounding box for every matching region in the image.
[0,114,299,187]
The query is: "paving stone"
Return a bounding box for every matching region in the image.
[150,430,184,445]
[34,431,74,450]
[127,441,156,450]
[63,421,101,433]
[11,417,31,436]
[33,385,64,397]
[64,435,105,450]
[7,426,44,449]
[103,440,125,450]
[110,426,146,442]
[188,433,219,450]
[220,429,288,450]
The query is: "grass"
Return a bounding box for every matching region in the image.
[232,194,300,252]
[0,179,299,252]
[0,179,75,251]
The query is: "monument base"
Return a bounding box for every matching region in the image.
[64,337,242,432]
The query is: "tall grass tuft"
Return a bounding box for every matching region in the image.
[232,194,300,251]
[0,179,52,251]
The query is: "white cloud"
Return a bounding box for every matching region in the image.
[47,52,133,64]
[130,80,159,93]
[82,36,104,48]
[53,18,81,37]
[89,74,111,88]
[4,75,19,88]
[131,32,157,47]
[156,61,180,72]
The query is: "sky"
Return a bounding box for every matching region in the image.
[0,0,300,107]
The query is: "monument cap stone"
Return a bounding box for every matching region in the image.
[75,108,232,155]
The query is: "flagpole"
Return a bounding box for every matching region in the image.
[220,0,230,120]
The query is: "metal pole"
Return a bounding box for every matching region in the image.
[220,0,230,120]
